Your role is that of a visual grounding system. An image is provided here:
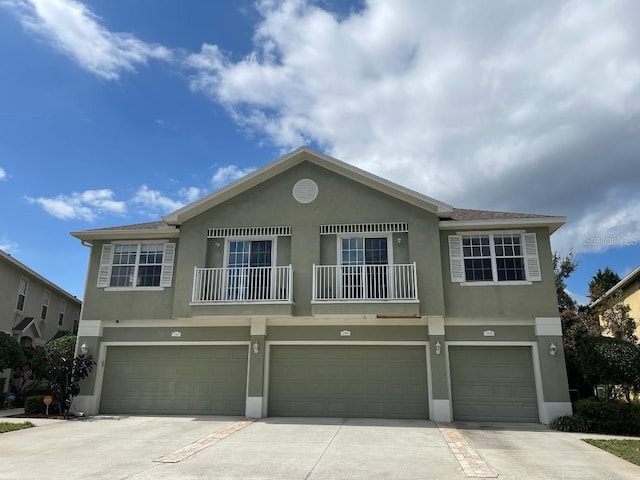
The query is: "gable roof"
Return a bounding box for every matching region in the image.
[71,147,566,240]
[162,146,454,225]
[590,265,640,308]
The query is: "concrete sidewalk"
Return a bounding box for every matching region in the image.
[0,416,639,479]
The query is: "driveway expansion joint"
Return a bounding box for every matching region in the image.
[154,418,256,463]
[437,422,497,478]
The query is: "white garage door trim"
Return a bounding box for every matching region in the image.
[445,341,544,423]
[88,341,251,417]
[263,341,432,419]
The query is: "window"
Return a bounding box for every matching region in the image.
[58,300,66,327]
[449,232,541,284]
[340,236,390,299]
[97,242,176,289]
[41,290,50,320]
[226,240,273,300]
[16,277,28,311]
[73,312,80,335]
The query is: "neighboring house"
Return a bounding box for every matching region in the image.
[71,147,571,423]
[0,249,82,393]
[590,265,640,340]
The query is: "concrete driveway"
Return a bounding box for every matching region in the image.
[1,415,639,479]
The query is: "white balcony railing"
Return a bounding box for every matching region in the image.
[192,265,292,303]
[312,263,418,302]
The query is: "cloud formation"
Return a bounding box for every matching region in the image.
[0,167,6,180]
[186,0,640,255]
[26,189,127,220]
[131,185,204,218]
[0,236,19,253]
[211,165,256,188]
[3,0,171,80]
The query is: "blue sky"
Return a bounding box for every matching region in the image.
[1,0,639,304]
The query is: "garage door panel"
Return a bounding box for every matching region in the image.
[100,345,248,415]
[450,346,538,423]
[269,345,428,419]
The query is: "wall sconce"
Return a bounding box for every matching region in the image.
[549,342,557,356]
[252,342,259,354]
[435,341,441,355]
[80,343,89,355]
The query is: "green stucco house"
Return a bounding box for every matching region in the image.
[71,147,571,423]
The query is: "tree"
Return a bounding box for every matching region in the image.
[596,291,637,343]
[553,251,578,312]
[10,346,47,397]
[578,335,640,401]
[588,267,621,303]
[42,336,95,417]
[0,332,26,372]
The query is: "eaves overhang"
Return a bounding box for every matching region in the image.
[590,265,640,308]
[70,226,180,242]
[439,216,566,234]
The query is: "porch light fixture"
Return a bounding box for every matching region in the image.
[252,342,259,354]
[80,343,89,355]
[549,342,557,356]
[435,341,441,355]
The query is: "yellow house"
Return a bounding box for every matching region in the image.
[590,265,640,341]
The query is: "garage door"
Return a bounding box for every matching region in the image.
[449,346,538,422]
[268,345,428,419]
[100,345,248,415]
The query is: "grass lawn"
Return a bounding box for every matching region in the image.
[584,439,640,466]
[0,422,34,434]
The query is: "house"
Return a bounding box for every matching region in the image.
[70,147,571,423]
[590,265,640,340]
[0,249,82,393]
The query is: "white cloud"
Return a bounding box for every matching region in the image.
[0,236,19,253]
[26,188,127,220]
[187,0,640,255]
[211,165,256,188]
[0,167,6,180]
[131,185,204,217]
[2,0,171,80]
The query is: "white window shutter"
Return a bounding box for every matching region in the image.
[160,243,176,287]
[97,244,114,287]
[523,233,542,281]
[448,235,465,282]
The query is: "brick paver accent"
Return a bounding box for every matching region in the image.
[437,423,497,478]
[154,418,256,463]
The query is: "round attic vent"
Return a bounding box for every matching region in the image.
[292,178,318,204]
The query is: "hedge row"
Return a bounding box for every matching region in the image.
[550,399,640,436]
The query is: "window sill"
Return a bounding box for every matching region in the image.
[460,281,532,286]
[104,287,165,292]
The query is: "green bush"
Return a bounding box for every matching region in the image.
[24,395,46,415]
[574,398,640,436]
[550,415,590,432]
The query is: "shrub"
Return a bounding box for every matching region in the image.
[574,398,640,436]
[550,415,590,432]
[24,395,46,415]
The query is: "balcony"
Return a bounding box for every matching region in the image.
[192,265,293,304]
[312,263,418,302]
